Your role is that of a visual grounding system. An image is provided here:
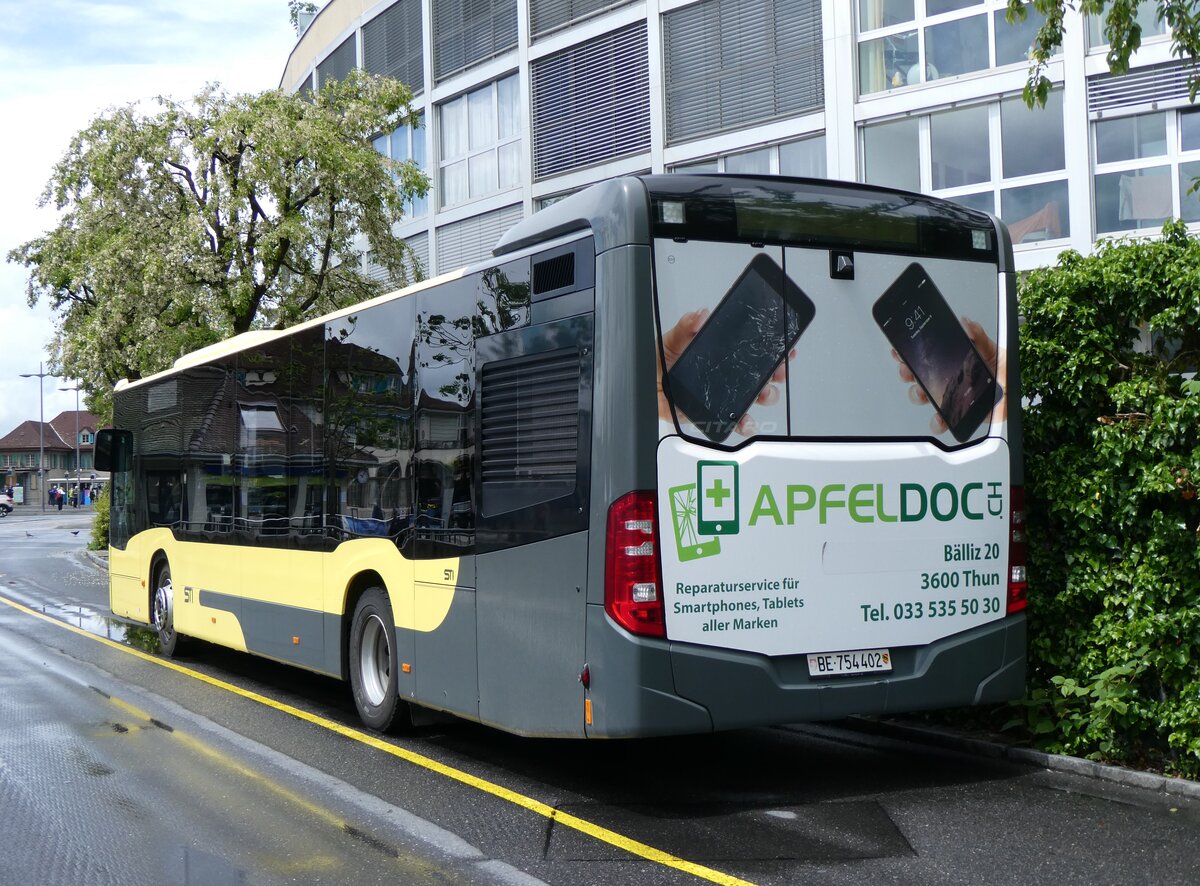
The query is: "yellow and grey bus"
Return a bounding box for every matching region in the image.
[96,174,1027,737]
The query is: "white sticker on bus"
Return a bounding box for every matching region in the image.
[657,436,1010,656]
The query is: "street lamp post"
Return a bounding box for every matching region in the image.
[60,384,81,506]
[18,362,52,513]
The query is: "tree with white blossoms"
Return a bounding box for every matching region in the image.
[8,69,428,416]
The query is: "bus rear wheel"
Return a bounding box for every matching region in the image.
[151,560,184,657]
[349,587,411,733]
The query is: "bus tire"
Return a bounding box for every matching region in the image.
[349,587,410,734]
[151,560,184,657]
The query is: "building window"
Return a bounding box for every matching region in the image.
[863,117,921,191]
[664,0,823,145]
[439,75,521,208]
[317,35,357,90]
[861,90,1069,245]
[672,135,827,178]
[1093,108,1200,234]
[1087,1,1167,50]
[80,431,93,444]
[858,0,1048,96]
[374,114,428,218]
[433,0,518,82]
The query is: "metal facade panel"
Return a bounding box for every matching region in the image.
[1088,59,1200,113]
[435,203,524,272]
[531,21,650,179]
[406,231,430,276]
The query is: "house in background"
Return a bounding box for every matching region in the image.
[0,410,107,504]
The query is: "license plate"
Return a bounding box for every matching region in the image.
[807,648,892,678]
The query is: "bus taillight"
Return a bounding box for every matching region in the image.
[605,491,665,638]
[1007,486,1028,614]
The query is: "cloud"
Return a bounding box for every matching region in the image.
[0,0,300,436]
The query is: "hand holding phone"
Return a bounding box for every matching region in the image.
[874,263,1003,442]
[891,317,1007,434]
[663,254,814,443]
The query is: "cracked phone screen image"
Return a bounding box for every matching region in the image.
[873,263,1000,443]
[666,254,815,443]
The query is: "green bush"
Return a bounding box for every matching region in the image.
[1014,220,1200,777]
[89,484,110,551]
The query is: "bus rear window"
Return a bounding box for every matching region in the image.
[654,239,1005,448]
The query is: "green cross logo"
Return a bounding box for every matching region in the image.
[706,478,732,508]
[696,461,739,536]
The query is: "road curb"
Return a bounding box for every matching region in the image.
[843,716,1200,800]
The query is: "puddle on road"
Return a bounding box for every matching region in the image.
[38,600,161,654]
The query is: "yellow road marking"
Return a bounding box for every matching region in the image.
[0,593,757,886]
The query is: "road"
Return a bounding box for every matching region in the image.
[2,507,1199,885]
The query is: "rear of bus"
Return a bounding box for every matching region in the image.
[545,175,1025,736]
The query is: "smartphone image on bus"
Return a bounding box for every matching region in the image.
[872,263,1001,443]
[666,253,816,443]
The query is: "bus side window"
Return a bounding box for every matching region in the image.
[415,275,476,558]
[146,472,183,527]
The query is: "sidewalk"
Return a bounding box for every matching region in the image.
[6,505,98,527]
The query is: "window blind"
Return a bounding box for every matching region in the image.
[433,0,518,82]
[436,204,524,272]
[531,22,650,179]
[663,0,823,145]
[317,35,357,90]
[529,0,631,40]
[363,0,425,95]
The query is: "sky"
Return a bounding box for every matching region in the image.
[0,0,305,436]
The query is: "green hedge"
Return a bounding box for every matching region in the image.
[89,484,109,551]
[1012,220,1200,777]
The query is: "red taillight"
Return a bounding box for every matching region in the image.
[1007,485,1028,614]
[604,491,665,638]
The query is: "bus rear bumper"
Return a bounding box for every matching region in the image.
[668,614,1027,731]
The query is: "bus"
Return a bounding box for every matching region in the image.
[95,174,1026,738]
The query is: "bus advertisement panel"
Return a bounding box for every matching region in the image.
[654,232,1012,670]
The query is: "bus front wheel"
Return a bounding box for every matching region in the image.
[151,560,183,657]
[349,587,411,733]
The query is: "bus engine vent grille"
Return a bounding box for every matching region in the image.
[532,252,575,295]
[481,348,580,487]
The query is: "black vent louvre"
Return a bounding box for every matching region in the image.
[481,350,580,484]
[533,253,575,295]
[480,348,578,482]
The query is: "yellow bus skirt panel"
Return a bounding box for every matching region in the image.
[111,532,462,642]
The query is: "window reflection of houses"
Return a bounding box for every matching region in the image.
[324,330,414,542]
[115,259,528,553]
